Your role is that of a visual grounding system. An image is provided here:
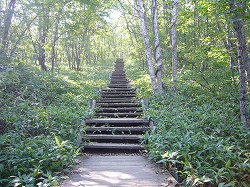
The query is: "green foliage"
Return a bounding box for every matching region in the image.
[145,92,249,186]
[0,61,113,186]
[128,60,250,186]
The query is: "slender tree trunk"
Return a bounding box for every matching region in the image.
[37,7,49,71]
[38,25,47,71]
[51,18,59,71]
[1,0,16,52]
[152,0,164,93]
[229,0,249,128]
[171,0,178,87]
[135,0,158,94]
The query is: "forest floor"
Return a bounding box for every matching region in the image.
[59,154,178,187]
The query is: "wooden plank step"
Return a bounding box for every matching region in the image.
[101,93,136,96]
[101,94,136,98]
[110,80,128,83]
[95,112,143,117]
[97,107,142,112]
[96,99,140,103]
[83,143,144,150]
[96,103,141,107]
[109,83,129,85]
[108,85,129,88]
[86,126,150,132]
[100,91,136,94]
[110,76,127,78]
[85,118,149,124]
[101,88,136,91]
[84,134,143,140]
[112,73,125,75]
[110,78,128,80]
[101,94,136,99]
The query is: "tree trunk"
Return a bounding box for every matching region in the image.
[229,0,249,128]
[1,0,16,52]
[51,18,59,71]
[152,0,164,94]
[37,7,49,71]
[171,0,178,87]
[135,0,158,94]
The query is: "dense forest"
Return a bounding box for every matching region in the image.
[0,0,249,186]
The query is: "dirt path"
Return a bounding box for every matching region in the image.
[59,155,178,187]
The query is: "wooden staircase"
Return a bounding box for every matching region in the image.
[84,59,150,152]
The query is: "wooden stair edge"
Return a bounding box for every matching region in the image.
[85,118,149,124]
[86,126,150,131]
[84,134,143,139]
[83,142,144,150]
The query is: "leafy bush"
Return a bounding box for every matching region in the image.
[0,61,113,186]
[145,93,250,186]
[126,60,250,186]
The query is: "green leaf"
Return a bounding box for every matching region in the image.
[54,135,61,147]
[225,160,231,168]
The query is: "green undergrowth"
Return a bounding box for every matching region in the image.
[0,61,113,186]
[125,60,250,186]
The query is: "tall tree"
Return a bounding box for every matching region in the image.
[171,0,178,88]
[152,0,164,93]
[0,0,16,58]
[135,0,158,94]
[229,0,249,128]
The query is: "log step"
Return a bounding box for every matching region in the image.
[101,91,136,96]
[97,107,142,112]
[101,94,136,98]
[96,103,141,107]
[108,84,129,87]
[101,88,136,91]
[84,134,142,140]
[83,143,144,150]
[101,90,136,94]
[95,112,143,117]
[86,126,150,134]
[96,99,140,103]
[85,118,149,125]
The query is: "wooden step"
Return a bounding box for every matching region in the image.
[101,88,136,91]
[86,126,150,134]
[85,118,149,125]
[97,107,142,112]
[110,81,129,84]
[101,92,136,95]
[95,112,143,117]
[83,142,144,150]
[96,99,140,103]
[111,76,126,78]
[85,134,142,140]
[96,103,141,107]
[108,84,129,86]
[112,73,125,76]
[110,76,127,79]
[108,85,129,88]
[100,91,136,94]
[101,94,136,98]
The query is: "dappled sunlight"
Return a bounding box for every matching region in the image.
[60,155,176,187]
